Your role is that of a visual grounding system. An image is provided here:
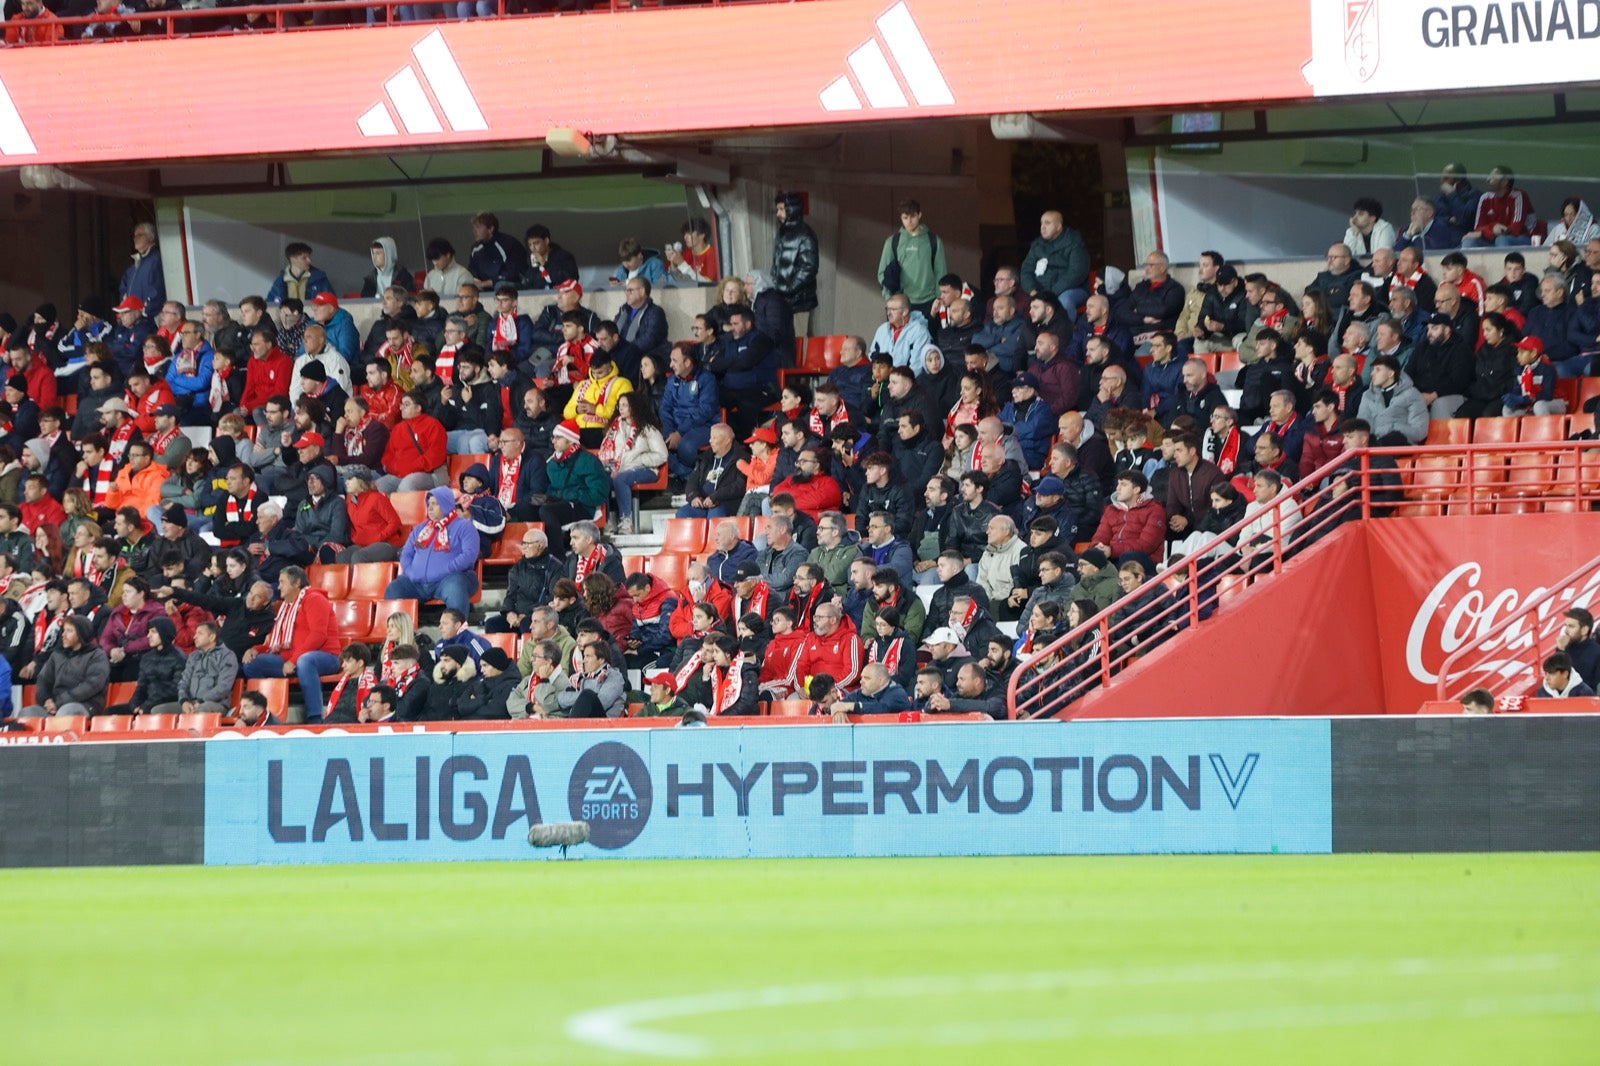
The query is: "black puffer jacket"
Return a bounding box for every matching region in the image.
[771,192,819,313]
[943,500,998,563]
[461,669,519,720]
[131,617,185,711]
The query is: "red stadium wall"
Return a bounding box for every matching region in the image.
[1068,515,1599,719]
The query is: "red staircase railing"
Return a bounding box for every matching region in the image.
[1432,553,1600,704]
[1008,438,1600,720]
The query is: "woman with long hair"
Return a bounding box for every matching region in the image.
[635,352,668,413]
[944,371,995,445]
[707,276,749,334]
[32,522,64,576]
[379,609,428,683]
[598,391,668,536]
[946,423,977,476]
[581,571,635,646]
[59,489,94,549]
[64,520,102,582]
[1298,290,1332,340]
[867,605,916,692]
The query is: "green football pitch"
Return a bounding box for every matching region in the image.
[4,854,1597,1064]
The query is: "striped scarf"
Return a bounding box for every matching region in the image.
[85,459,115,505]
[265,588,305,653]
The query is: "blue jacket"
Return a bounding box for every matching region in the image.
[827,362,872,416]
[999,396,1055,469]
[267,267,333,305]
[1432,181,1480,241]
[706,540,757,586]
[439,629,491,664]
[491,313,535,362]
[1141,356,1185,420]
[853,681,912,715]
[399,490,480,584]
[109,318,153,377]
[119,250,166,311]
[615,301,669,360]
[611,255,667,286]
[57,320,112,371]
[861,538,915,592]
[322,308,360,362]
[1066,319,1134,363]
[710,332,779,394]
[972,316,1026,372]
[166,342,215,407]
[1526,304,1577,365]
[1393,218,1457,252]
[660,370,720,437]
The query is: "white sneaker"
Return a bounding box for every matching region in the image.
[671,494,688,507]
[615,519,633,536]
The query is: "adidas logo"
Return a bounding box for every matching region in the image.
[819,1,954,113]
[357,29,488,138]
[0,75,38,157]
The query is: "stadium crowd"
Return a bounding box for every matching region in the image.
[2,167,1599,727]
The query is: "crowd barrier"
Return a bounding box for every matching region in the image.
[1,716,1595,867]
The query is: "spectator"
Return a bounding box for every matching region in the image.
[1535,652,1596,699]
[973,514,1022,613]
[1555,608,1600,691]
[1164,432,1224,543]
[659,345,720,483]
[1501,336,1564,417]
[1527,275,1582,377]
[1393,196,1452,252]
[376,390,448,493]
[971,295,1025,374]
[869,292,935,374]
[385,487,479,617]
[1357,354,1428,445]
[328,467,401,564]
[16,616,106,719]
[1237,469,1300,567]
[876,199,946,315]
[1327,353,1367,416]
[770,445,842,516]
[1409,313,1474,420]
[1461,166,1535,248]
[1091,470,1165,561]
[515,223,578,290]
[118,222,165,311]
[557,640,627,719]
[4,0,63,47]
[771,191,818,334]
[467,212,528,292]
[785,601,862,694]
[420,238,469,302]
[1343,197,1396,260]
[1114,251,1185,344]
[677,423,746,519]
[594,392,666,536]
[706,307,778,439]
[1023,210,1091,318]
[265,243,331,305]
[169,620,237,717]
[609,274,669,360]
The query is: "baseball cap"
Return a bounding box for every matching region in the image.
[1427,311,1453,326]
[291,431,325,449]
[1515,335,1544,354]
[112,295,145,315]
[310,292,339,308]
[557,279,582,296]
[745,426,778,445]
[644,670,678,692]
[1034,476,1065,496]
[733,561,761,582]
[921,627,965,650]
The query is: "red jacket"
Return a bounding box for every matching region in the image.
[130,379,176,435]
[240,349,294,413]
[1472,188,1536,241]
[596,589,636,645]
[629,574,677,624]
[1091,495,1166,558]
[1299,421,1345,479]
[759,629,809,694]
[254,587,339,659]
[668,581,733,641]
[165,601,214,653]
[771,474,843,515]
[21,495,66,533]
[347,490,404,549]
[787,616,863,692]
[22,359,57,413]
[381,414,447,479]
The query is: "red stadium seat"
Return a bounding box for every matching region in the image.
[484,632,518,657]
[90,714,134,732]
[391,491,428,526]
[332,599,375,643]
[362,599,417,643]
[1405,456,1460,500]
[448,453,488,485]
[1424,419,1470,446]
[1215,350,1243,374]
[488,522,538,567]
[350,562,399,600]
[647,552,690,591]
[246,678,290,718]
[44,715,88,733]
[177,712,224,733]
[623,554,649,577]
[661,518,708,555]
[1578,377,1600,412]
[1471,418,1517,444]
[1517,414,1568,442]
[308,563,351,600]
[133,714,178,732]
[106,682,137,706]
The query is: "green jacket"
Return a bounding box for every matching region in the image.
[517,624,574,677]
[546,449,609,511]
[877,226,946,304]
[1077,567,1121,611]
[862,593,927,646]
[637,696,692,719]
[808,543,858,598]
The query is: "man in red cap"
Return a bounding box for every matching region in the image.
[528,279,599,373]
[638,669,691,718]
[540,419,610,554]
[109,296,153,377]
[1502,335,1564,417]
[307,291,359,360]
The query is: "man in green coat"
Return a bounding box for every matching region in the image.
[1022,210,1090,320]
[541,418,610,554]
[807,511,858,598]
[877,198,947,315]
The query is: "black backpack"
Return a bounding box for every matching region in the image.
[881,230,938,295]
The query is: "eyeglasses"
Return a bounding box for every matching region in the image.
[521,540,539,548]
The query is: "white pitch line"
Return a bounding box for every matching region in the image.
[564,954,1578,1058]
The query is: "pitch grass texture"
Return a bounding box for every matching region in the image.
[4,855,1597,1064]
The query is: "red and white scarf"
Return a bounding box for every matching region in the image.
[1518,359,1549,399]
[789,583,826,629]
[379,340,414,378]
[70,547,101,583]
[414,514,453,552]
[710,653,748,716]
[1266,414,1298,444]
[343,416,371,458]
[85,459,116,505]
[174,345,199,377]
[945,399,979,438]
[598,420,637,469]
[734,580,772,620]
[574,545,607,588]
[1209,426,1241,475]
[34,609,62,654]
[222,489,256,545]
[1329,378,1359,414]
[553,336,596,385]
[969,436,990,471]
[495,455,521,507]
[492,313,519,351]
[808,404,850,440]
[436,344,459,387]
[869,634,907,678]
[1395,268,1428,292]
[265,589,306,653]
[108,421,136,462]
[328,667,375,718]
[1260,305,1288,331]
[151,425,181,456]
[209,366,231,413]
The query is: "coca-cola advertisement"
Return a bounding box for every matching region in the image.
[1367,517,1597,711]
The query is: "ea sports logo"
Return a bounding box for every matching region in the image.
[567,742,652,849]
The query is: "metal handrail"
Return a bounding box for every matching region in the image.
[1432,553,1600,702]
[1007,437,1600,720]
[4,0,795,42]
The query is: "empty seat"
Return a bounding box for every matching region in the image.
[447,453,489,485]
[766,700,814,717]
[487,522,534,567]
[90,714,134,733]
[332,599,375,643]
[484,632,518,657]
[177,712,224,733]
[647,552,690,591]
[246,678,290,718]
[1517,414,1568,443]
[106,681,138,706]
[391,491,428,526]
[623,554,649,577]
[1471,418,1517,444]
[1424,418,1470,446]
[308,563,351,600]
[661,517,708,555]
[350,562,399,600]
[1405,456,1461,500]
[43,715,87,733]
[133,713,178,731]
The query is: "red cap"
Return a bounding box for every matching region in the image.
[112,296,145,314]
[643,670,677,692]
[310,292,339,307]
[1514,335,1544,354]
[745,426,778,445]
[553,419,582,443]
[557,279,582,296]
[291,431,325,449]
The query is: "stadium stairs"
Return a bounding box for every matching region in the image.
[1010,426,1600,720]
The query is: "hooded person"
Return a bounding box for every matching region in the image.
[361,237,416,298]
[771,191,819,322]
[457,460,507,553]
[744,269,796,357]
[461,645,518,720]
[122,615,185,715]
[385,485,480,617]
[918,344,961,416]
[18,615,110,718]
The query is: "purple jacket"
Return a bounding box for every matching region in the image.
[399,488,480,583]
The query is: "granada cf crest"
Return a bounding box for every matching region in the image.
[1344,0,1379,81]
